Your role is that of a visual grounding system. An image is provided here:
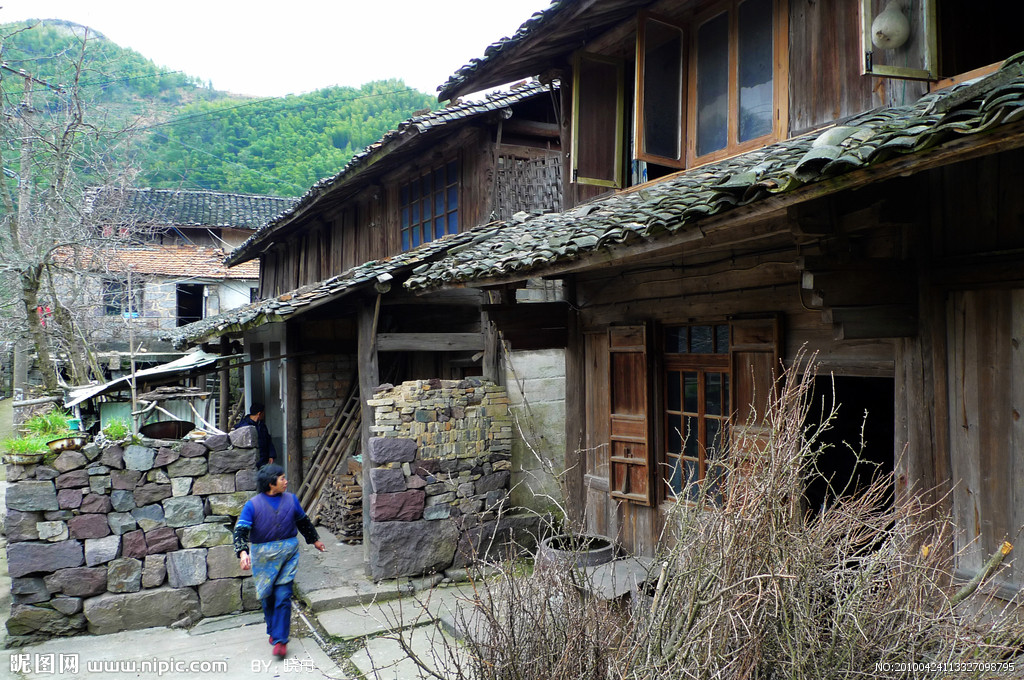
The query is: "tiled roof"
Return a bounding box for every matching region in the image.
[407,57,1024,291]
[226,81,555,267]
[165,228,485,349]
[107,245,259,280]
[84,188,299,230]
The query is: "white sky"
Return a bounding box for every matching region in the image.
[0,1,553,97]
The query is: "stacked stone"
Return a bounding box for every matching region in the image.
[4,427,262,646]
[366,378,513,581]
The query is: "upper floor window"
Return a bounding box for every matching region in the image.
[400,160,459,250]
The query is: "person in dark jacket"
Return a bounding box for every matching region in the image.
[234,402,277,468]
[233,464,325,659]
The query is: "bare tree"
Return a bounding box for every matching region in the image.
[0,24,142,392]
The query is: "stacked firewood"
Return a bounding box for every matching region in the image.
[316,459,363,544]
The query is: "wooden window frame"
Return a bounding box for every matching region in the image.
[399,159,460,251]
[860,0,938,81]
[101,276,143,318]
[635,11,688,169]
[571,51,625,189]
[686,0,788,167]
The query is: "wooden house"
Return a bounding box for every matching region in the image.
[168,83,564,504]
[404,0,1024,595]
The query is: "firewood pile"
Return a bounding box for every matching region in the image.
[315,458,363,544]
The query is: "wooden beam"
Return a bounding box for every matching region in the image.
[563,280,585,528]
[502,119,561,139]
[284,323,302,488]
[375,333,484,352]
[357,296,380,571]
[218,336,230,433]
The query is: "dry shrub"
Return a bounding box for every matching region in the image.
[417,356,1024,680]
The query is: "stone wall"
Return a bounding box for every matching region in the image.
[4,429,262,646]
[366,378,521,581]
[299,353,356,476]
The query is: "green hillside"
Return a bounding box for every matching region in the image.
[0,20,437,197]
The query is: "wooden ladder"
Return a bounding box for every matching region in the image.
[298,378,362,517]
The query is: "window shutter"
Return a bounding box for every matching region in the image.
[572,52,625,188]
[729,315,782,459]
[608,325,653,505]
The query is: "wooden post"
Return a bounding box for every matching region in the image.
[482,289,501,382]
[218,336,230,433]
[285,323,302,488]
[563,278,586,527]
[357,295,381,570]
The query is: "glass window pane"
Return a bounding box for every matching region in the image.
[411,227,420,248]
[667,370,681,411]
[716,324,729,353]
[402,230,410,251]
[738,0,774,142]
[684,459,700,503]
[668,455,683,496]
[422,175,431,196]
[400,185,409,205]
[691,326,713,354]
[723,374,730,417]
[706,418,722,459]
[411,202,419,225]
[668,413,682,452]
[434,217,445,240]
[665,327,687,353]
[447,185,458,211]
[683,372,698,413]
[642,18,684,160]
[706,372,722,415]
[707,463,725,505]
[447,160,458,184]
[401,207,409,228]
[435,191,444,217]
[447,211,459,234]
[696,11,729,156]
[684,415,699,457]
[410,181,419,201]
[433,167,444,190]
[421,198,430,223]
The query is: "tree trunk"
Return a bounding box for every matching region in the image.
[21,267,59,392]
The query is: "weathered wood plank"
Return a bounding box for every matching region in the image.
[1011,289,1024,585]
[375,333,483,352]
[357,296,380,570]
[564,294,585,527]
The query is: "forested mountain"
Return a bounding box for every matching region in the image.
[0,20,437,197]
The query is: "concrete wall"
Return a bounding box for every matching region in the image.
[503,349,566,516]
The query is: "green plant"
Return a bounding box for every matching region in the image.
[102,418,130,440]
[1,436,48,455]
[23,409,73,437]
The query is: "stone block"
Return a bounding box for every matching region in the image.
[192,474,236,495]
[84,587,200,635]
[457,482,475,498]
[229,426,258,448]
[122,530,148,559]
[179,441,208,458]
[52,450,88,473]
[370,467,407,493]
[475,471,510,494]
[166,548,208,587]
[69,514,111,540]
[43,510,73,521]
[80,493,113,514]
[34,465,59,480]
[55,469,90,489]
[370,490,425,522]
[100,445,125,469]
[368,519,459,580]
[81,442,102,460]
[423,504,451,520]
[36,520,68,542]
[199,578,242,617]
[148,469,171,484]
[208,448,256,474]
[206,491,252,517]
[368,436,417,464]
[131,503,166,531]
[179,523,232,548]
[204,433,230,451]
[52,596,83,615]
[11,576,50,604]
[8,539,84,578]
[7,604,85,637]
[110,489,135,512]
[134,483,172,506]
[7,480,59,511]
[171,477,193,496]
[164,496,205,527]
[166,457,208,477]
[110,469,142,490]
[153,447,180,467]
[145,526,179,554]
[235,469,256,492]
[207,544,246,579]
[57,488,83,510]
[241,577,261,610]
[108,512,137,535]
[425,492,457,506]
[142,554,167,588]
[406,475,428,489]
[6,510,42,542]
[107,557,143,593]
[44,566,107,596]
[89,475,112,495]
[86,463,111,476]
[123,445,156,471]
[85,534,122,566]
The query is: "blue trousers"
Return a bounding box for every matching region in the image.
[262,582,293,644]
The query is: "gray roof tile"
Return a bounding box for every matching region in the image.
[84,188,298,230]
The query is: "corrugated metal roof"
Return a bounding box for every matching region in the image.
[226,81,556,267]
[84,188,299,230]
[408,57,1024,291]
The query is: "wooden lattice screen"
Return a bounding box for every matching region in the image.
[493,152,563,221]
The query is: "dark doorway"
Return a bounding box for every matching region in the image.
[176,284,204,327]
[803,376,895,517]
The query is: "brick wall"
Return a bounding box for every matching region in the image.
[299,354,356,476]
